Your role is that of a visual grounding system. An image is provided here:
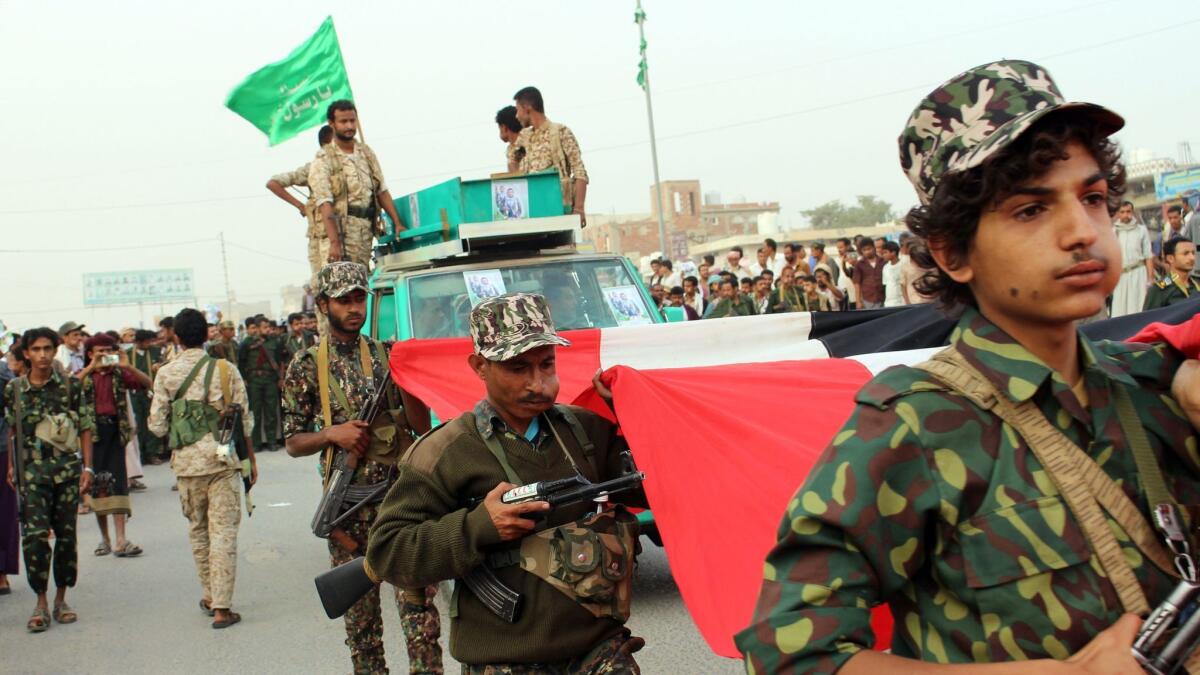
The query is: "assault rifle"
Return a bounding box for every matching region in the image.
[1133,579,1200,674]
[314,452,645,621]
[217,404,254,517]
[310,375,392,553]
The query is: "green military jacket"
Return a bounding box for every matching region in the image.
[736,307,1200,673]
[705,295,755,319]
[283,330,316,367]
[238,335,286,379]
[204,338,238,364]
[3,371,93,486]
[1143,272,1200,310]
[127,345,160,381]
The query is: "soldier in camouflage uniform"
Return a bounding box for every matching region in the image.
[4,327,93,632]
[282,262,441,675]
[365,292,646,674]
[205,320,239,364]
[149,308,256,630]
[308,100,405,275]
[512,87,589,223]
[736,60,1200,673]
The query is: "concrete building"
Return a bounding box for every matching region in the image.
[584,179,780,262]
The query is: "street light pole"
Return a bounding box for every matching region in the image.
[636,0,669,259]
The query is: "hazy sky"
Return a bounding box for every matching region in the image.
[2,0,1197,332]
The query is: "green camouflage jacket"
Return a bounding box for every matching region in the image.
[281,337,395,504]
[284,331,317,366]
[736,306,1200,673]
[705,295,755,319]
[3,371,93,485]
[127,345,161,380]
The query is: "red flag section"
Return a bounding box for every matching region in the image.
[586,361,885,657]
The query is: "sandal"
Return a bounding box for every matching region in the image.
[199,599,215,617]
[212,611,241,629]
[114,542,143,558]
[94,541,112,557]
[27,607,51,633]
[53,603,77,624]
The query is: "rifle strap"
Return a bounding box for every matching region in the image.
[481,432,523,486]
[175,356,212,403]
[316,337,375,484]
[12,379,26,487]
[918,348,1177,617]
[217,359,231,413]
[552,405,601,480]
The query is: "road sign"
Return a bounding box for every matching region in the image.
[83,269,195,307]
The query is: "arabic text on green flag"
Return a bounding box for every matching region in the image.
[225,16,353,146]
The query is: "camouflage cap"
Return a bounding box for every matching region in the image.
[217,320,235,330]
[470,292,571,361]
[317,261,369,298]
[899,60,1124,205]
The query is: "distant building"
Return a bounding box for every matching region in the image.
[584,179,780,262]
[1125,157,1200,233]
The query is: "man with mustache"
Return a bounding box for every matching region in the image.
[739,60,1200,673]
[366,293,648,674]
[281,262,442,675]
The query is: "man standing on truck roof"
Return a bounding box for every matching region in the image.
[495,105,525,173]
[308,100,406,272]
[512,87,589,227]
[265,125,335,291]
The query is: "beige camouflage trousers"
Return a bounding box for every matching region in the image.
[307,214,374,337]
[177,470,241,610]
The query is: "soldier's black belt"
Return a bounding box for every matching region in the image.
[347,205,377,221]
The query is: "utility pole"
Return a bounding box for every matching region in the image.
[636,0,669,259]
[219,232,235,323]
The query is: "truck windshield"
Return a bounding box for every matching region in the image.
[408,259,654,338]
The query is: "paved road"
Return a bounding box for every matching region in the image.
[1,449,742,674]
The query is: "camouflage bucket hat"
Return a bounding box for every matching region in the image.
[470,292,571,361]
[317,262,369,298]
[899,59,1124,205]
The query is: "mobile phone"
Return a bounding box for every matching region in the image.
[101,354,120,366]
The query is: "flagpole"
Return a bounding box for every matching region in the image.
[636,1,669,259]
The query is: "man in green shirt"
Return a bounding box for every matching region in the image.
[1144,237,1200,310]
[736,60,1200,673]
[366,292,647,672]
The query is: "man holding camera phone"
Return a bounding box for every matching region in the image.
[78,334,151,559]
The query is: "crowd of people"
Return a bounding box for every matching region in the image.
[641,196,1200,324]
[0,309,319,632]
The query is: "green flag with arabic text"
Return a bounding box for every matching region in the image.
[225,16,353,146]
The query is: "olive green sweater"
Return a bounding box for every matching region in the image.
[366,405,645,665]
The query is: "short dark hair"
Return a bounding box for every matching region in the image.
[305,312,316,319]
[7,338,26,366]
[812,242,825,252]
[1164,237,1194,257]
[905,110,1126,311]
[159,317,174,330]
[134,329,157,343]
[762,269,775,278]
[684,275,699,286]
[719,279,736,290]
[1120,200,1134,210]
[495,105,522,134]
[702,254,715,266]
[660,259,673,270]
[20,328,60,358]
[669,286,685,296]
[287,312,304,325]
[752,275,766,284]
[837,237,852,247]
[883,241,901,254]
[174,309,208,348]
[244,317,257,329]
[513,87,544,113]
[740,277,753,285]
[783,243,796,253]
[857,239,875,251]
[1168,205,1183,215]
[801,275,818,283]
[318,125,333,146]
[719,271,736,282]
[326,99,356,122]
[764,238,778,250]
[730,246,744,256]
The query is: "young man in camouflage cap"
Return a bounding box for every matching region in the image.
[366,292,648,673]
[737,60,1200,672]
[282,261,442,675]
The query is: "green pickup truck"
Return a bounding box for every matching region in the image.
[362,170,664,543]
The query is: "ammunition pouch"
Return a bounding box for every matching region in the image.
[167,357,225,450]
[33,413,80,456]
[365,408,411,465]
[502,507,639,623]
